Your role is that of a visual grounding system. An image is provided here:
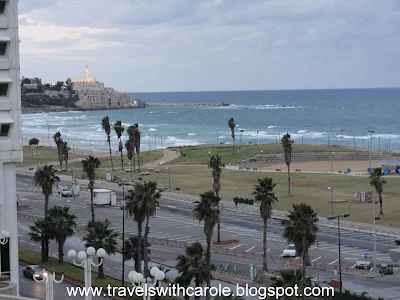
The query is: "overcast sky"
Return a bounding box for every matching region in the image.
[19,0,400,92]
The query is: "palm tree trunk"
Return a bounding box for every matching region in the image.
[143,217,150,277]
[58,242,64,263]
[302,250,306,300]
[216,191,221,243]
[42,237,49,262]
[41,239,45,262]
[205,235,211,300]
[108,135,114,170]
[379,193,383,215]
[120,139,124,170]
[287,164,291,196]
[90,188,95,223]
[305,248,311,266]
[137,152,141,172]
[133,152,136,172]
[233,137,235,154]
[136,222,143,272]
[44,195,49,218]
[263,218,268,272]
[65,160,68,172]
[98,257,104,278]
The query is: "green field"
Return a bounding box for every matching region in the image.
[141,165,400,227]
[17,146,82,167]
[19,247,174,299]
[171,144,357,165]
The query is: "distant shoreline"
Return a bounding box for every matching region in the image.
[22,106,145,114]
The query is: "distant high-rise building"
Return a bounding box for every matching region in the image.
[0,0,22,294]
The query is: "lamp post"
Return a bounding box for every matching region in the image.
[47,126,50,147]
[34,152,40,168]
[216,128,218,145]
[128,267,165,300]
[327,187,333,214]
[67,247,106,300]
[0,230,10,275]
[330,152,334,174]
[368,130,375,169]
[33,268,64,300]
[333,129,338,146]
[327,213,350,296]
[166,167,171,191]
[118,181,130,286]
[340,129,344,147]
[257,131,259,145]
[373,200,377,271]
[259,151,263,172]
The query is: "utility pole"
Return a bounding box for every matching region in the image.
[368,130,375,169]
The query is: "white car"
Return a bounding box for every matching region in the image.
[58,186,72,197]
[355,256,373,269]
[282,244,297,257]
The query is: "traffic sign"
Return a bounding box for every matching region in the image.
[364,252,369,259]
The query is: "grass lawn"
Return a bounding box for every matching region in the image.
[171,144,357,165]
[66,151,163,179]
[17,146,81,167]
[145,165,400,227]
[19,247,174,299]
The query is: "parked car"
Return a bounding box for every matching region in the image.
[282,244,297,257]
[58,186,72,197]
[355,257,373,269]
[23,265,44,280]
[395,237,400,245]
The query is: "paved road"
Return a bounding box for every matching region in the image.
[19,263,109,299]
[16,172,396,272]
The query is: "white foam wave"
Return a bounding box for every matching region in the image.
[166,136,202,147]
[268,126,277,129]
[297,130,307,134]
[188,133,197,136]
[149,128,158,132]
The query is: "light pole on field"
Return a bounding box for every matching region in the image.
[368,130,375,169]
[128,267,166,300]
[166,167,171,191]
[33,268,64,300]
[327,213,351,296]
[118,181,131,286]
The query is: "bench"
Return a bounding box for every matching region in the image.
[276,169,282,171]
[295,169,301,172]
[140,172,151,176]
[154,170,160,173]
[148,168,154,172]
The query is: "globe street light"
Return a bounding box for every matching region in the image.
[327,213,350,296]
[68,247,106,300]
[0,230,10,276]
[118,181,131,286]
[128,267,166,300]
[33,268,64,300]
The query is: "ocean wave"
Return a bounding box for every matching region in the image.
[188,133,197,136]
[297,130,307,134]
[221,104,303,110]
[268,126,277,129]
[165,136,202,147]
[149,128,158,132]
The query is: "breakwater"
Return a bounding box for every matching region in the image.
[146,102,230,107]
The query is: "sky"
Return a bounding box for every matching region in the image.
[19,0,400,92]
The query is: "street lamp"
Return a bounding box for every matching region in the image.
[330,152,334,174]
[333,129,338,146]
[257,131,259,145]
[340,129,344,147]
[128,267,165,300]
[327,213,350,296]
[68,247,106,300]
[259,151,263,172]
[372,200,378,271]
[368,130,375,169]
[34,152,40,168]
[216,128,219,145]
[118,181,131,286]
[327,187,333,214]
[33,268,64,300]
[0,230,10,275]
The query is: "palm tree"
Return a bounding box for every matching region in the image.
[62,141,70,171]
[208,154,224,242]
[113,121,125,170]
[253,177,278,272]
[369,167,387,215]
[47,206,76,263]
[271,268,310,289]
[133,124,142,172]
[193,191,219,298]
[101,116,114,171]
[123,236,151,272]
[34,165,60,218]
[81,156,101,222]
[83,221,118,278]
[53,132,63,170]
[140,181,161,276]
[125,140,134,174]
[281,203,318,298]
[176,242,212,300]
[281,133,293,196]
[127,125,136,172]
[29,218,54,262]
[227,118,236,152]
[125,187,146,272]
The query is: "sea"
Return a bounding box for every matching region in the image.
[22,88,400,152]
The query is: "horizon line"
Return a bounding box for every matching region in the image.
[124,86,400,94]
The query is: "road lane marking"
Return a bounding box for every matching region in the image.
[329,259,338,265]
[20,240,26,243]
[29,243,35,246]
[229,244,243,250]
[351,264,357,268]
[167,205,176,208]
[311,257,321,262]
[245,246,255,252]
[370,267,374,271]
[267,249,270,252]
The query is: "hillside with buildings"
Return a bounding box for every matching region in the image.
[21,66,145,112]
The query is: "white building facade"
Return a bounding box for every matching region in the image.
[71,66,131,109]
[0,0,22,294]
